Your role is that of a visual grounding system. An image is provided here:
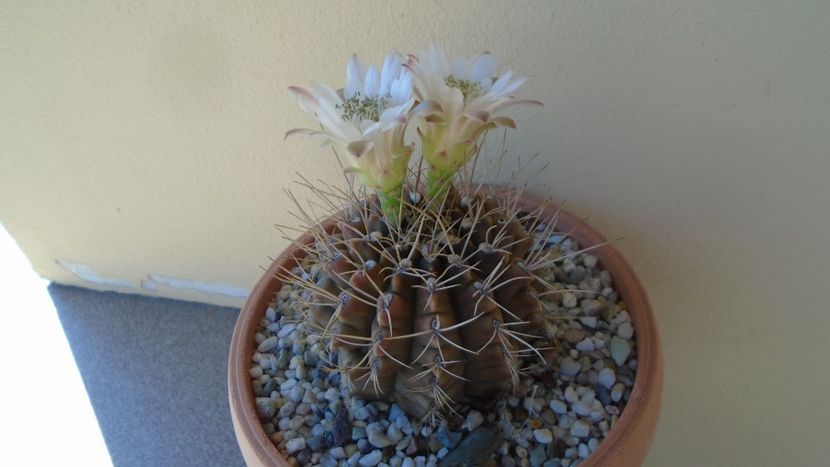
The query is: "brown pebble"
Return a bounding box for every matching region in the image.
[563,329,585,345]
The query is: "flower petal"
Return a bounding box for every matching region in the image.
[346,54,365,98]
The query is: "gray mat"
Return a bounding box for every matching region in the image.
[49,284,246,467]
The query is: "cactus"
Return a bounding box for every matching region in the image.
[282,46,555,422]
[279,182,569,423]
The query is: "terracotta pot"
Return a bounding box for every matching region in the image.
[228,191,662,466]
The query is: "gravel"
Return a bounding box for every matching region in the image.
[248,222,638,466]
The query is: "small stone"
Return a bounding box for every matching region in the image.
[562,329,585,345]
[286,437,306,453]
[533,428,553,444]
[582,255,598,268]
[249,365,264,378]
[354,405,372,421]
[324,387,340,402]
[387,424,403,443]
[562,292,577,308]
[367,424,393,448]
[402,459,415,467]
[578,317,597,328]
[572,401,591,417]
[255,398,276,421]
[331,408,351,446]
[436,424,462,449]
[389,403,406,423]
[578,443,590,459]
[609,337,632,366]
[278,402,295,418]
[307,435,323,451]
[597,368,616,388]
[549,399,567,415]
[462,411,485,431]
[575,338,594,352]
[530,445,547,466]
[595,384,612,406]
[330,446,347,459]
[257,336,278,352]
[352,426,367,440]
[617,322,634,339]
[564,386,579,403]
[289,415,304,430]
[611,383,625,402]
[515,446,528,458]
[570,420,590,438]
[295,403,312,416]
[560,358,581,377]
[359,450,383,467]
[580,299,603,316]
[277,348,290,369]
[289,386,305,403]
[437,447,448,459]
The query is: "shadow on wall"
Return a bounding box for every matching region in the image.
[49,284,245,467]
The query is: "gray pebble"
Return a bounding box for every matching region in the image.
[609,337,632,366]
[617,322,634,339]
[278,402,295,418]
[255,398,276,421]
[285,437,306,453]
[359,450,383,466]
[549,399,567,415]
[583,255,598,268]
[367,424,393,448]
[560,358,581,377]
[533,428,553,444]
[611,383,625,402]
[570,420,590,438]
[257,336,278,352]
[530,445,546,466]
[572,401,591,417]
[575,338,594,352]
[597,368,616,388]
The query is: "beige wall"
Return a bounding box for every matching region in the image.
[2,1,829,465]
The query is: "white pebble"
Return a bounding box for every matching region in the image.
[550,400,567,414]
[570,420,590,438]
[285,437,305,453]
[583,255,598,268]
[572,401,591,417]
[564,386,579,403]
[533,428,553,444]
[462,411,484,431]
[617,322,634,339]
[562,292,577,308]
[359,450,383,466]
[575,338,594,352]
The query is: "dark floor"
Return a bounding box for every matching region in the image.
[49,284,246,467]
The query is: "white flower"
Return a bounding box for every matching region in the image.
[286,52,415,195]
[406,45,541,177]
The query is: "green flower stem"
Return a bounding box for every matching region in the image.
[426,169,455,208]
[378,185,403,223]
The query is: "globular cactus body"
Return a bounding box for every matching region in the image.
[287,186,560,422]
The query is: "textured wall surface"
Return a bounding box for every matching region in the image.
[2,1,829,465]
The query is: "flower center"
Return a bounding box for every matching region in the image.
[444,75,482,102]
[338,92,389,123]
